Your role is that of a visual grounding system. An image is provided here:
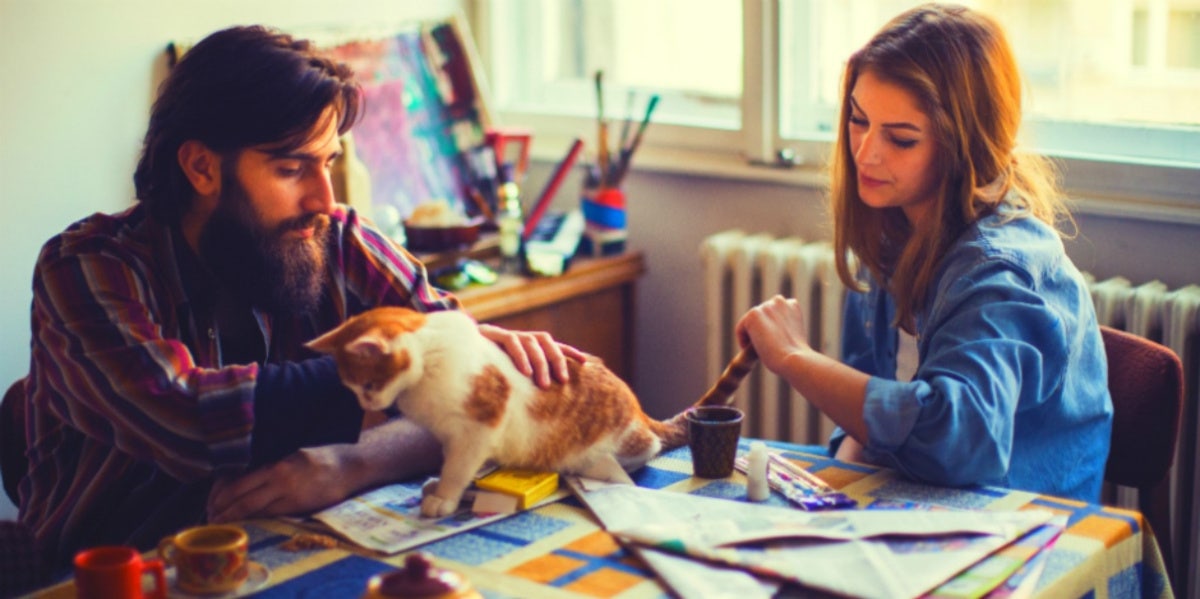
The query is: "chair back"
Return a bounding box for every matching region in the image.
[1099,325,1183,579]
[1,378,26,506]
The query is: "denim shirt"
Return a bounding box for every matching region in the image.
[834,210,1113,502]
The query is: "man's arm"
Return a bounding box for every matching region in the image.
[206,417,442,522]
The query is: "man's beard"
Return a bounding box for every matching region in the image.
[198,177,330,315]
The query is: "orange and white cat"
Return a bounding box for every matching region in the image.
[307,306,755,517]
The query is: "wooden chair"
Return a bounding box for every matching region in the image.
[1099,325,1183,581]
[1,378,26,507]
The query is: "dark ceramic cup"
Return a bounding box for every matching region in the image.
[686,406,744,478]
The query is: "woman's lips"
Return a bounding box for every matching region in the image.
[858,173,887,188]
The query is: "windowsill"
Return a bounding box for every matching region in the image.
[520,125,828,188]
[519,120,1200,226]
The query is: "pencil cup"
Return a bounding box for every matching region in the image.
[686,406,744,478]
[579,187,627,257]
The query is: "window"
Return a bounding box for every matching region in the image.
[478,0,745,156]
[473,0,1200,211]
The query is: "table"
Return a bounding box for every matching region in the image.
[32,441,1172,598]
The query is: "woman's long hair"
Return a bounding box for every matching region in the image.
[828,3,1069,331]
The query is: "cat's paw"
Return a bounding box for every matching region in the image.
[421,478,440,497]
[420,494,459,518]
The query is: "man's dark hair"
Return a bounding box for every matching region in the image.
[133,25,363,224]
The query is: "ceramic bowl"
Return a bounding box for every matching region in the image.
[404,217,485,253]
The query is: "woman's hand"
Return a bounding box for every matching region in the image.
[737,295,872,444]
[735,295,815,373]
[478,324,587,388]
[834,435,867,463]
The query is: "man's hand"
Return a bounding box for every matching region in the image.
[207,446,351,523]
[207,418,441,523]
[478,323,586,388]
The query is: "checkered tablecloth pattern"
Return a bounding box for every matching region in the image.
[31,441,1173,598]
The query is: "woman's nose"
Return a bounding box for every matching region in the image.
[855,129,882,166]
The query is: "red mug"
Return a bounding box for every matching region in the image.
[74,545,167,599]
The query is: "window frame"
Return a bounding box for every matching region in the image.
[467,0,1200,225]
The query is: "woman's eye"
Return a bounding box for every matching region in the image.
[848,115,867,127]
[891,137,918,149]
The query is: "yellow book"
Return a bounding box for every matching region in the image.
[473,469,560,510]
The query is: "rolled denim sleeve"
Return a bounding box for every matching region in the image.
[859,261,1068,487]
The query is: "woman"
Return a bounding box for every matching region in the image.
[735,3,1112,502]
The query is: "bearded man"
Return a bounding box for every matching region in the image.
[19,25,577,575]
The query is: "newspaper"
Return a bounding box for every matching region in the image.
[568,478,1055,599]
[932,515,1065,599]
[310,479,566,555]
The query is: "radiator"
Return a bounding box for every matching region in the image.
[701,230,844,444]
[701,229,1200,597]
[1087,275,1200,596]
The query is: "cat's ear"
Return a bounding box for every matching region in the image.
[346,336,390,359]
[305,328,341,355]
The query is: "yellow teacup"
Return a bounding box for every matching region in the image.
[158,524,249,595]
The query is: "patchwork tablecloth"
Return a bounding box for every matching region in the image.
[32,440,1172,598]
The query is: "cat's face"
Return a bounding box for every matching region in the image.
[307,307,428,411]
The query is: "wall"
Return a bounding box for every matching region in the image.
[0,0,465,522]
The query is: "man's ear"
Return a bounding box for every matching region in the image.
[177,140,222,197]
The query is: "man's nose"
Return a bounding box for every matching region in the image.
[304,169,337,214]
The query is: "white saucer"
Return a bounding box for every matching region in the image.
[166,561,270,598]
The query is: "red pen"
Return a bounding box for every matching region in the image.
[523,138,585,241]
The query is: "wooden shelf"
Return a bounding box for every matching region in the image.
[419,237,644,383]
[456,252,644,322]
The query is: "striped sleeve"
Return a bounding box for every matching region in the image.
[30,236,255,481]
[332,206,459,313]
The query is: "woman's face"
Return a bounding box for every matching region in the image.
[847,69,940,226]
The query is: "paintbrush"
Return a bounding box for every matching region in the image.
[617,90,636,159]
[594,70,610,187]
[613,94,660,186]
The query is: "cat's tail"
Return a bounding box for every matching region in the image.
[691,346,758,408]
[655,346,758,450]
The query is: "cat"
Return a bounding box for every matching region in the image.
[306,306,758,518]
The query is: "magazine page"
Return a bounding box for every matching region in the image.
[312,479,567,554]
[569,479,1052,599]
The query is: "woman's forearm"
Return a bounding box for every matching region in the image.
[778,348,872,443]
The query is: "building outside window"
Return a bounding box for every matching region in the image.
[474,0,1200,213]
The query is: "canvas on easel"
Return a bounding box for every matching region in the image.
[321,17,492,221]
[169,16,493,223]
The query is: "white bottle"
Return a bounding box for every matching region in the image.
[331,132,373,223]
[496,164,524,273]
[746,441,770,502]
